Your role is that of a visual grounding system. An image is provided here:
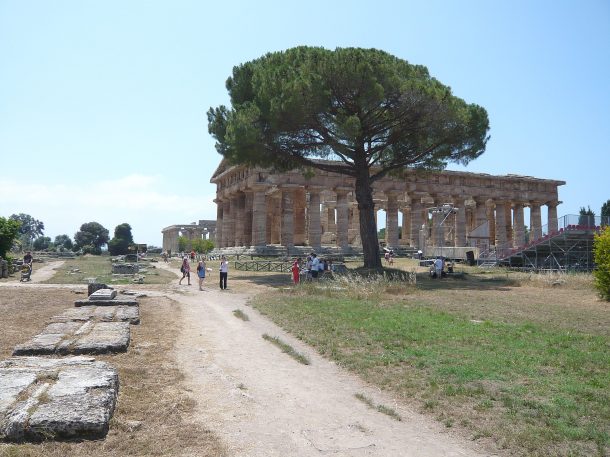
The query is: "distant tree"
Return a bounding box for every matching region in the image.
[601,200,610,226]
[9,213,44,249]
[208,46,489,269]
[202,239,214,253]
[593,227,610,301]
[108,223,134,256]
[33,236,52,251]
[54,234,73,250]
[578,206,595,226]
[74,222,109,255]
[178,236,188,253]
[0,217,21,258]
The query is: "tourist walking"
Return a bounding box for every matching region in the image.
[219,255,229,290]
[197,258,207,291]
[179,257,191,285]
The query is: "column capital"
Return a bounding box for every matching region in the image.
[334,186,352,195]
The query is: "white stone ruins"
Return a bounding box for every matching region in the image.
[202,159,564,257]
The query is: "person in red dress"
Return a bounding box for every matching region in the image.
[291,258,301,284]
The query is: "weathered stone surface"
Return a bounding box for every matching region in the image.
[13,322,130,356]
[87,283,109,296]
[51,305,140,325]
[74,295,138,307]
[111,263,139,274]
[89,288,117,301]
[0,356,118,442]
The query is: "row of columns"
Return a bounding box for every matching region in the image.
[216,186,559,251]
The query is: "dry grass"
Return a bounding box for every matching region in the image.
[0,288,226,457]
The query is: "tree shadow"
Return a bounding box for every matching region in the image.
[415,272,517,291]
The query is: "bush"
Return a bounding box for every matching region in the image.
[593,226,610,300]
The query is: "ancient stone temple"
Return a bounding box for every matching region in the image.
[210,160,564,257]
[161,220,216,255]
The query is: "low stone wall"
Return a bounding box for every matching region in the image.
[111,263,139,274]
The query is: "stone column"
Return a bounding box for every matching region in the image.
[547,201,558,233]
[431,201,443,247]
[214,202,223,250]
[244,192,253,246]
[320,200,329,235]
[486,200,496,246]
[234,193,245,246]
[505,204,513,246]
[475,198,488,229]
[513,203,525,247]
[327,205,337,234]
[294,188,306,245]
[268,194,281,244]
[454,199,467,246]
[530,202,542,241]
[222,199,233,248]
[335,188,350,250]
[251,187,267,246]
[494,201,508,247]
[281,188,295,250]
[307,188,322,250]
[400,207,411,246]
[410,200,423,248]
[385,193,399,248]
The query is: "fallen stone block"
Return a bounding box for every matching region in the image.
[13,322,131,356]
[89,288,117,301]
[51,305,140,325]
[74,294,138,307]
[0,356,119,442]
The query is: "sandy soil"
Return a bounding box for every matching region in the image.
[157,264,492,457]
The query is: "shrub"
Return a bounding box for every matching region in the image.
[593,226,610,300]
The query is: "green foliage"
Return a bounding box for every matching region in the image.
[177,236,188,252]
[208,47,489,269]
[601,200,610,225]
[593,227,610,300]
[192,238,215,254]
[9,213,44,248]
[54,234,73,250]
[32,236,52,251]
[0,217,21,258]
[578,206,595,226]
[74,222,109,253]
[108,223,134,256]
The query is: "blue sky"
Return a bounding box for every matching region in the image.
[1,0,608,245]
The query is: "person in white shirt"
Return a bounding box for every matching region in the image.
[310,254,320,279]
[433,257,444,279]
[219,255,229,290]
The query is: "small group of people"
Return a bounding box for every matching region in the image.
[291,253,333,284]
[384,249,395,265]
[179,254,229,291]
[430,256,454,279]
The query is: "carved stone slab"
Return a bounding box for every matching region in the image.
[0,356,118,442]
[74,295,138,307]
[51,305,140,325]
[88,288,117,300]
[13,322,131,356]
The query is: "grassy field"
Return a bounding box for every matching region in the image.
[42,254,176,285]
[251,260,610,457]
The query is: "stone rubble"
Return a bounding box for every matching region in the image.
[51,305,140,325]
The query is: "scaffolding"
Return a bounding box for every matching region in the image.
[493,214,606,271]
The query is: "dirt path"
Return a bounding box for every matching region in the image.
[160,271,492,456]
[0,260,65,285]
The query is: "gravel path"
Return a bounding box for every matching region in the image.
[161,268,492,456]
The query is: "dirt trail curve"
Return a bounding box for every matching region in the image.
[162,270,493,456]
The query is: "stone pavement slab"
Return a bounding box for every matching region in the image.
[74,294,138,307]
[52,305,140,325]
[0,356,118,442]
[88,288,117,300]
[13,321,131,356]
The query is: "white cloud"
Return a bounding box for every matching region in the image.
[0,174,217,245]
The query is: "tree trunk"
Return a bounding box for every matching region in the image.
[355,172,382,270]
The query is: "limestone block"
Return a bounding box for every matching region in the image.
[89,288,117,301]
[13,322,131,356]
[52,305,140,325]
[0,356,118,442]
[74,295,138,307]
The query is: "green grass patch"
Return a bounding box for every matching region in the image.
[43,255,175,285]
[262,334,310,365]
[253,288,610,456]
[233,309,249,321]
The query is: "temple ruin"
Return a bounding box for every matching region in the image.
[207,160,565,260]
[161,220,216,255]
